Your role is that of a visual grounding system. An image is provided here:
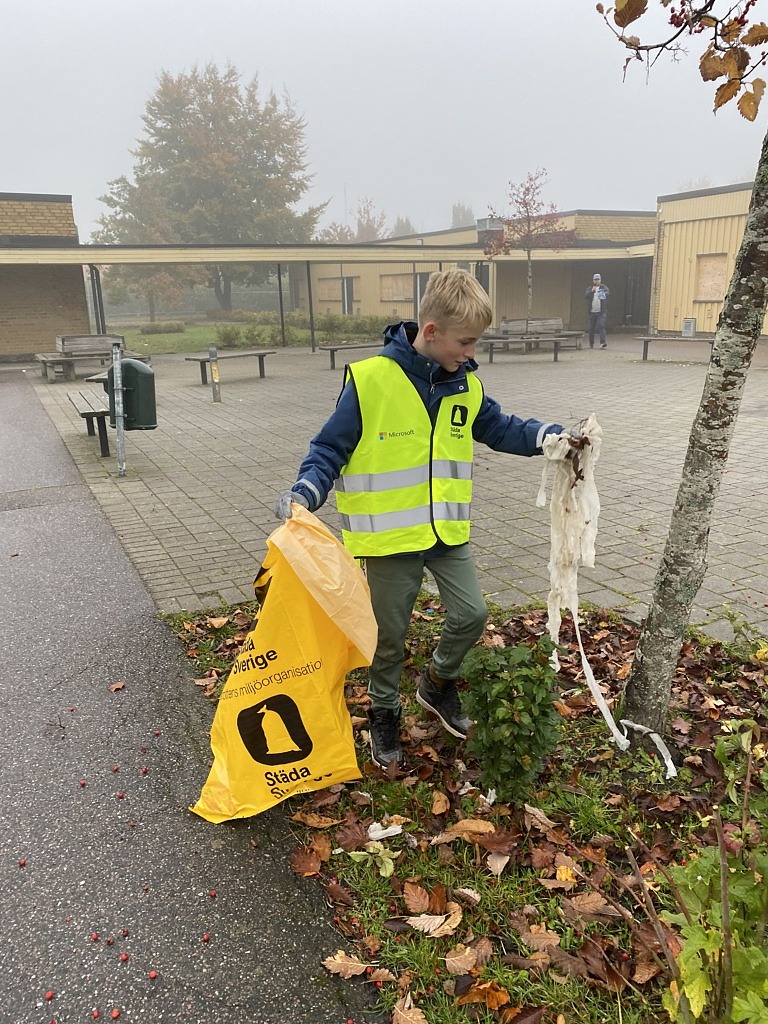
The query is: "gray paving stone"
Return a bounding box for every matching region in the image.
[32,347,768,637]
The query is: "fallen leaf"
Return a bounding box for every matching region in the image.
[292,810,343,829]
[403,881,430,914]
[325,881,355,907]
[407,902,462,938]
[487,852,510,875]
[471,936,494,966]
[392,993,428,1024]
[334,820,369,852]
[369,967,396,982]
[206,616,229,629]
[322,950,370,978]
[457,980,511,1009]
[108,681,125,693]
[500,1009,546,1024]
[309,833,332,862]
[454,887,481,906]
[289,846,321,876]
[431,790,450,816]
[524,805,557,834]
[632,961,662,984]
[445,943,477,974]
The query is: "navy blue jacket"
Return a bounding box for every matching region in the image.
[292,321,563,521]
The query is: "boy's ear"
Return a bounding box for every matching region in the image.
[421,320,438,343]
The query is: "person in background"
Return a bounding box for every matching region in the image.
[275,270,568,770]
[585,272,609,349]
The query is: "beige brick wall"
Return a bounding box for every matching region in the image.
[0,197,78,237]
[0,266,90,358]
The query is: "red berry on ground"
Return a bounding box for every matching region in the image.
[45,990,54,1000]
[91,932,99,941]
[105,938,114,947]
[202,933,210,943]
[18,859,26,868]
[121,929,129,937]
[117,792,124,799]
[120,953,129,962]
[141,767,148,775]
[149,970,158,980]
[111,1011,120,1021]
[92,1012,99,1020]
[79,780,87,787]
[153,730,160,737]
[208,889,217,898]
[112,766,119,773]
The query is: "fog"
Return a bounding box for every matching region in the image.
[2,0,761,240]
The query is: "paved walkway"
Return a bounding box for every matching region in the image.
[23,335,768,639]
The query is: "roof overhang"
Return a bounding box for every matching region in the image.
[0,243,487,266]
[491,243,654,262]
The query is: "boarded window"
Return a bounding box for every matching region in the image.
[380,274,413,302]
[316,277,342,303]
[695,254,728,302]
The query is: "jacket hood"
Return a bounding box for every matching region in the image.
[381,320,478,384]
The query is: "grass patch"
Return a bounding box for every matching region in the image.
[166,596,768,1023]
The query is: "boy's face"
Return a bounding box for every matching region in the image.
[417,321,480,372]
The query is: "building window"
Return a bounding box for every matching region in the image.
[695,253,728,302]
[380,274,413,302]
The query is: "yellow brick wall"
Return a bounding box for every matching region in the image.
[0,267,90,358]
[0,197,78,237]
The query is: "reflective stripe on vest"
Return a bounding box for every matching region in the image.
[336,357,483,556]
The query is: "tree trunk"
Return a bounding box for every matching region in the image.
[622,126,768,738]
[212,267,233,311]
[148,294,156,323]
[526,249,533,326]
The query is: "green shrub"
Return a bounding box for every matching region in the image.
[214,324,242,348]
[463,637,561,804]
[139,321,186,335]
[243,323,265,346]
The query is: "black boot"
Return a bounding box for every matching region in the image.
[416,665,473,739]
[367,705,403,769]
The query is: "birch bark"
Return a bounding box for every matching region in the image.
[623,128,768,737]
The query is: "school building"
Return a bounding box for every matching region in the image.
[0,181,760,359]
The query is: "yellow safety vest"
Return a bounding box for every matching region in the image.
[336,357,484,556]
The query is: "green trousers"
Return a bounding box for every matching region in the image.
[364,544,488,710]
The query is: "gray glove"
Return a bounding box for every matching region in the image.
[275,490,310,520]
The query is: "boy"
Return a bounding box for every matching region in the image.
[275,270,564,769]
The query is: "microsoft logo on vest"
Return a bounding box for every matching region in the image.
[378,429,414,440]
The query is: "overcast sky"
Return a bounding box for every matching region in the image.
[3,0,763,241]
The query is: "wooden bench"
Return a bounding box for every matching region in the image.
[68,389,111,457]
[318,340,384,370]
[636,336,714,361]
[479,318,584,363]
[36,350,148,383]
[185,349,276,385]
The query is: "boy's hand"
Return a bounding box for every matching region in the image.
[275,491,310,520]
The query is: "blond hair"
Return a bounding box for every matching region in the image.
[418,269,493,334]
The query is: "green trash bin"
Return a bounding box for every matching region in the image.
[107,359,157,430]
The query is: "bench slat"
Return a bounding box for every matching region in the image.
[68,389,111,457]
[318,340,384,370]
[184,349,276,384]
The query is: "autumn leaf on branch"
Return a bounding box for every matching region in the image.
[613,0,649,29]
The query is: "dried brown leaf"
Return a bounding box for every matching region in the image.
[444,943,477,974]
[744,22,768,45]
[714,77,741,112]
[403,881,430,914]
[206,616,229,629]
[108,681,126,693]
[392,993,428,1024]
[309,833,332,862]
[369,967,397,982]
[334,820,369,852]
[457,980,511,1009]
[322,950,370,978]
[292,810,343,829]
[431,790,450,816]
[290,846,321,876]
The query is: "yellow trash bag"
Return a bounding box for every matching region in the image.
[191,506,377,823]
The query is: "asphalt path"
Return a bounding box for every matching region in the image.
[0,374,384,1024]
